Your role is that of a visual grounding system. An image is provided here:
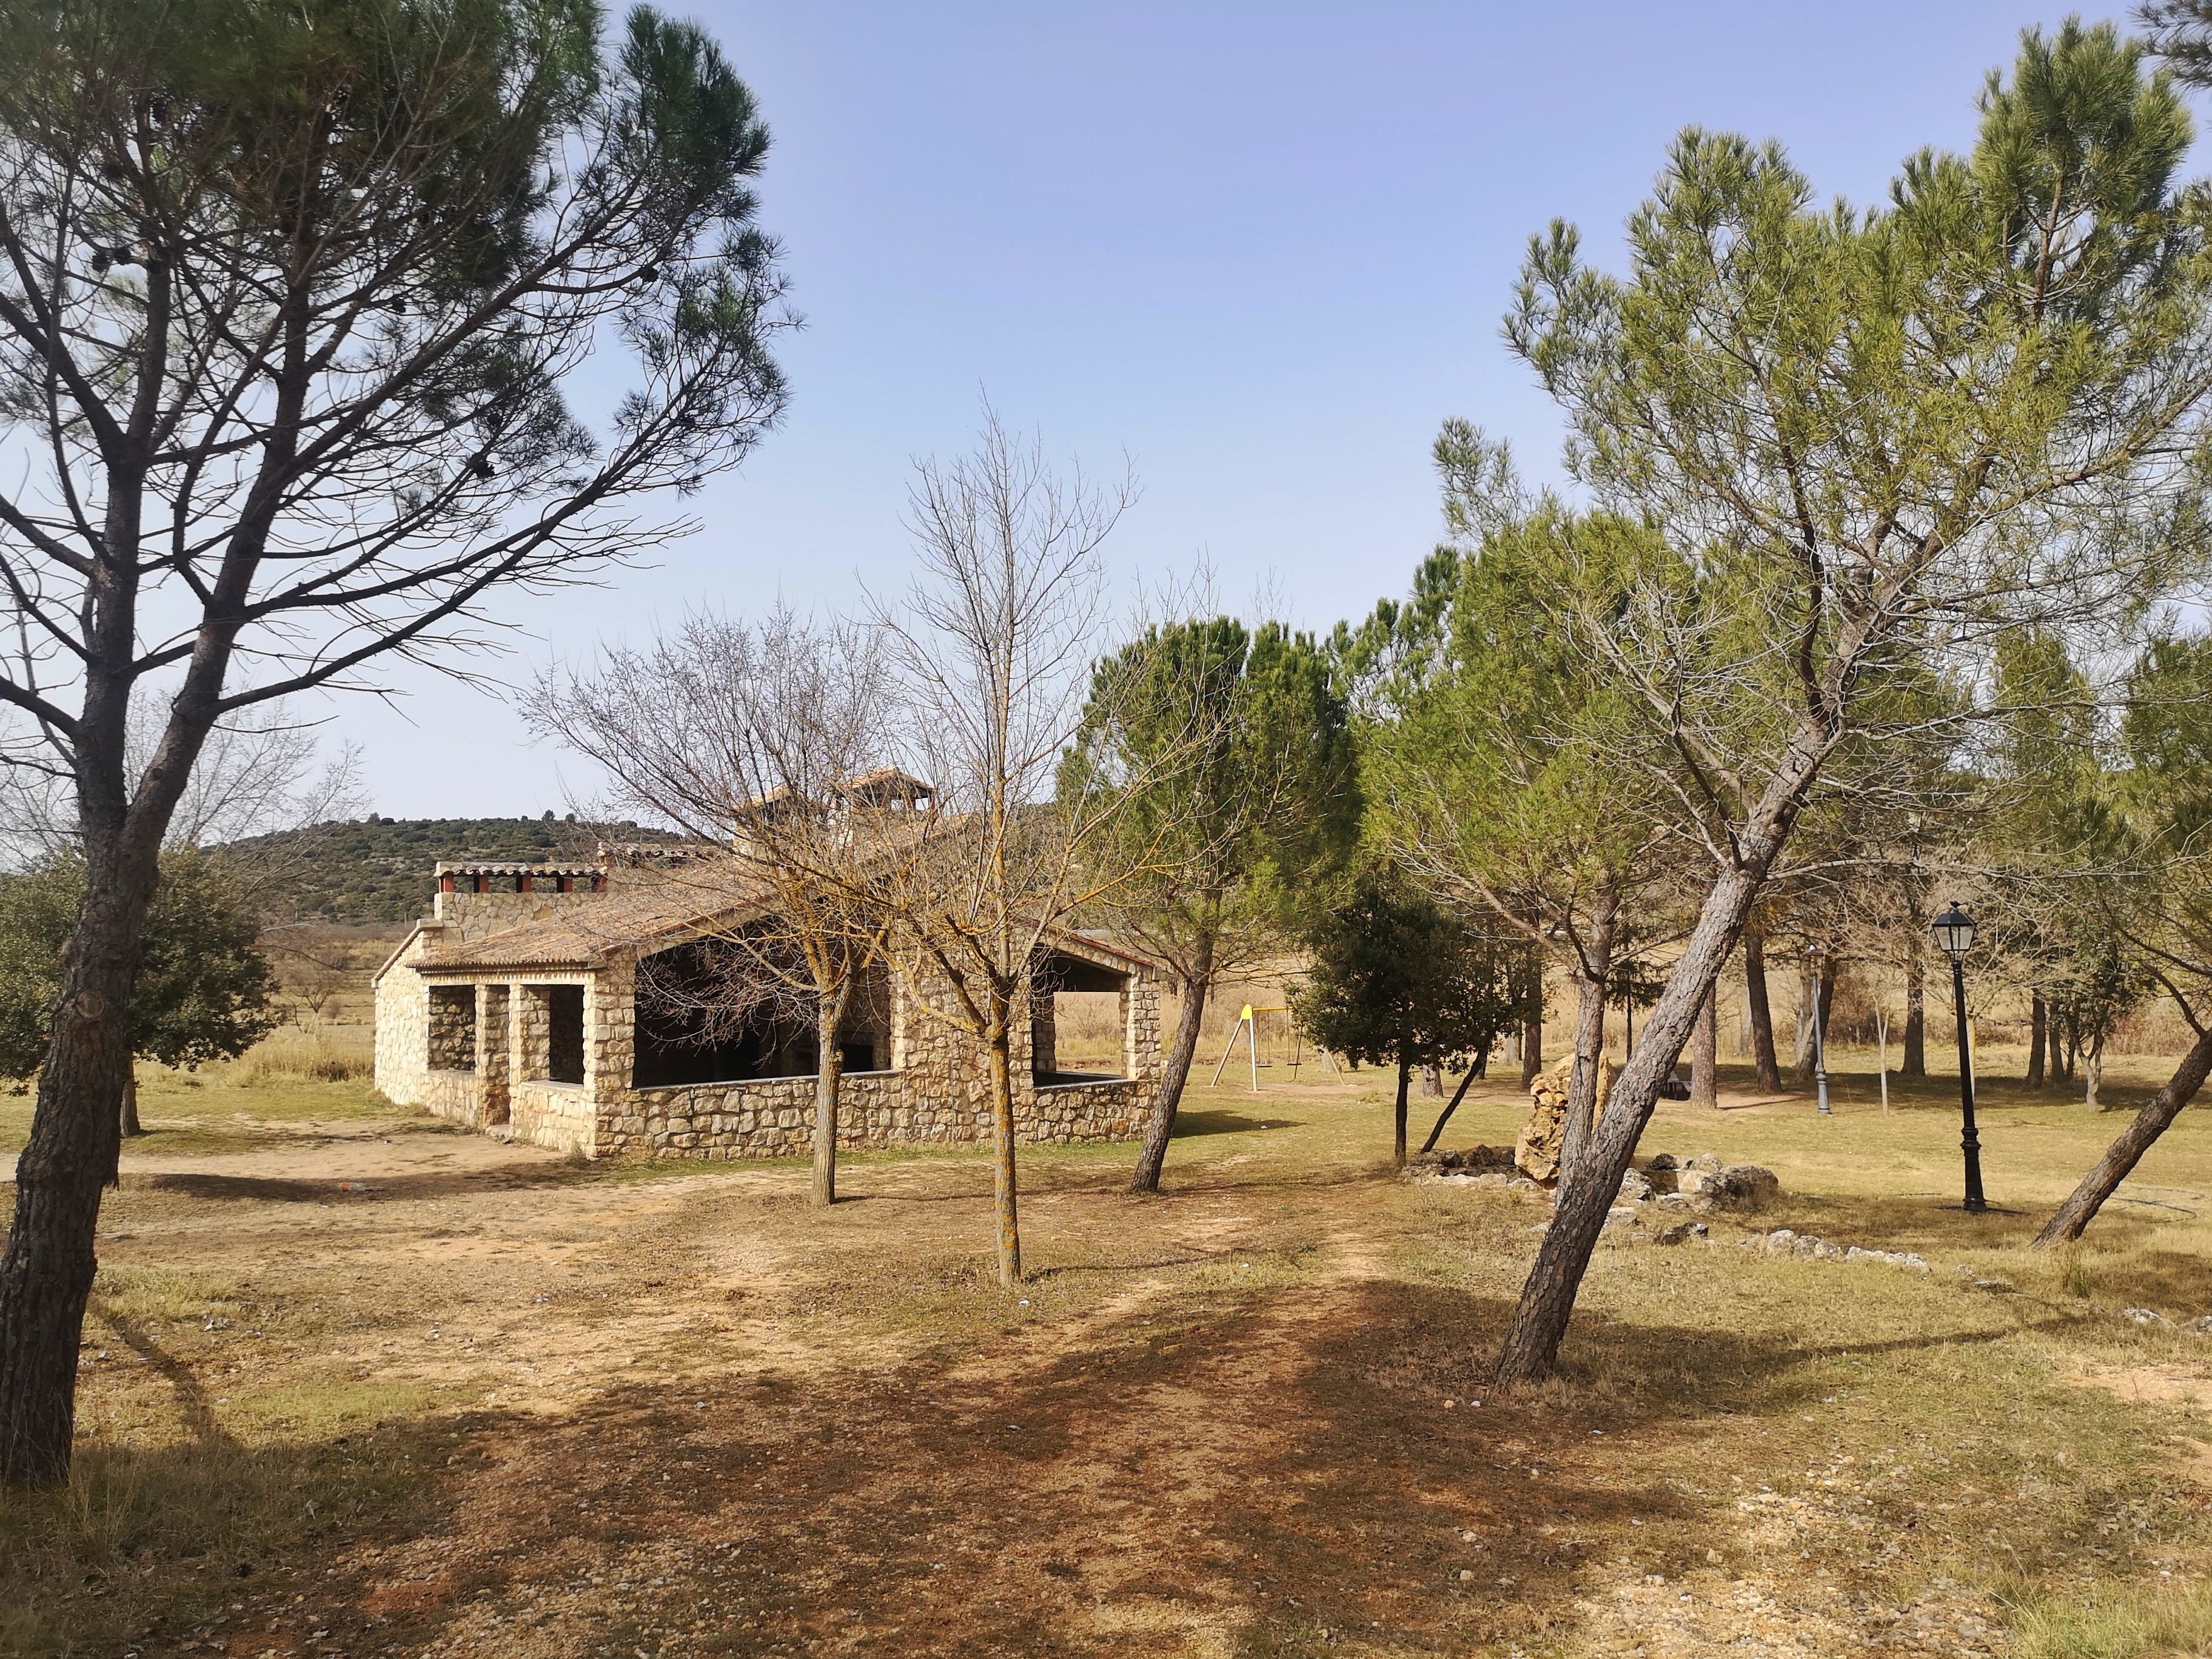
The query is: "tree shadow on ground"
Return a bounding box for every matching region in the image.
[131,1164,590,1204]
[11,1258,2086,1659]
[1173,1108,1303,1138]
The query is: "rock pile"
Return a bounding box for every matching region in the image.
[1409,1144,1518,1177]
[1640,1151,1781,1215]
[1751,1228,1929,1273]
[1586,1150,1780,1247]
[2121,1306,2212,1335]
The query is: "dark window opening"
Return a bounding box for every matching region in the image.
[545,985,585,1085]
[631,943,892,1088]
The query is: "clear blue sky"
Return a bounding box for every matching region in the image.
[338,0,2099,817]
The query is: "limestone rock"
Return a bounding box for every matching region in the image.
[1682,1162,1778,1213]
[1515,1053,1613,1184]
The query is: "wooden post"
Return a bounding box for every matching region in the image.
[1209,1010,1247,1087]
[1875,1009,1890,1113]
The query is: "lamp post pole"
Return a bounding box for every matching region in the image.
[1809,949,1831,1116]
[1931,903,1988,1212]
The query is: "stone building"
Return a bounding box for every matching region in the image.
[372,849,1162,1161]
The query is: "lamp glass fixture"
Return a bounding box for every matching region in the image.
[1931,903,1976,963]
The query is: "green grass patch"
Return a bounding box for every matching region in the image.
[2000,1577,2212,1659]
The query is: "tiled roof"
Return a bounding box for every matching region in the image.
[418,868,779,971]
[411,825,1160,979]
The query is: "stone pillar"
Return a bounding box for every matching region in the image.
[586,962,633,1158]
[517,985,552,1081]
[478,984,511,1125]
[1123,973,1162,1082]
[1030,993,1057,1081]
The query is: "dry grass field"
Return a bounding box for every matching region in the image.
[2,1028,2212,1658]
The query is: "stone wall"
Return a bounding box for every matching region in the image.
[601,1067,1147,1160]
[1031,1077,1148,1143]
[412,1065,483,1127]
[598,957,1161,1162]
[427,985,475,1071]
[373,891,1166,1165]
[1122,981,1162,1083]
[479,984,511,1124]
[432,888,602,939]
[371,925,441,1109]
[509,1079,596,1156]
[374,930,608,1156]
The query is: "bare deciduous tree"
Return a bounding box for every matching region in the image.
[528,608,899,1207]
[872,412,1151,1287]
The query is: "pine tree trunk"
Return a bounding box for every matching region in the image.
[1519,979,1543,1088]
[1903,951,1926,1078]
[118,1070,142,1139]
[2027,992,2046,1089]
[1130,957,1210,1194]
[1419,1063,1480,1154]
[1,367,223,1487]
[2034,1026,2212,1246]
[1691,987,1718,1108]
[1,847,155,1486]
[1393,1056,1410,1168]
[1493,726,1829,1392]
[2084,1036,2104,1112]
[1561,974,1608,1182]
[1744,928,1781,1092]
[810,997,843,1208]
[1557,886,1617,1182]
[987,1031,1021,1287]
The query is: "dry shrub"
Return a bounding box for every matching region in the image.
[0,1426,440,1658]
[92,1264,244,1327]
[2002,1578,2212,1659]
[221,1024,373,1085]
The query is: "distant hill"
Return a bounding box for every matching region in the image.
[221,816,685,924]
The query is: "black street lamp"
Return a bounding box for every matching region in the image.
[1931,902,1987,1213]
